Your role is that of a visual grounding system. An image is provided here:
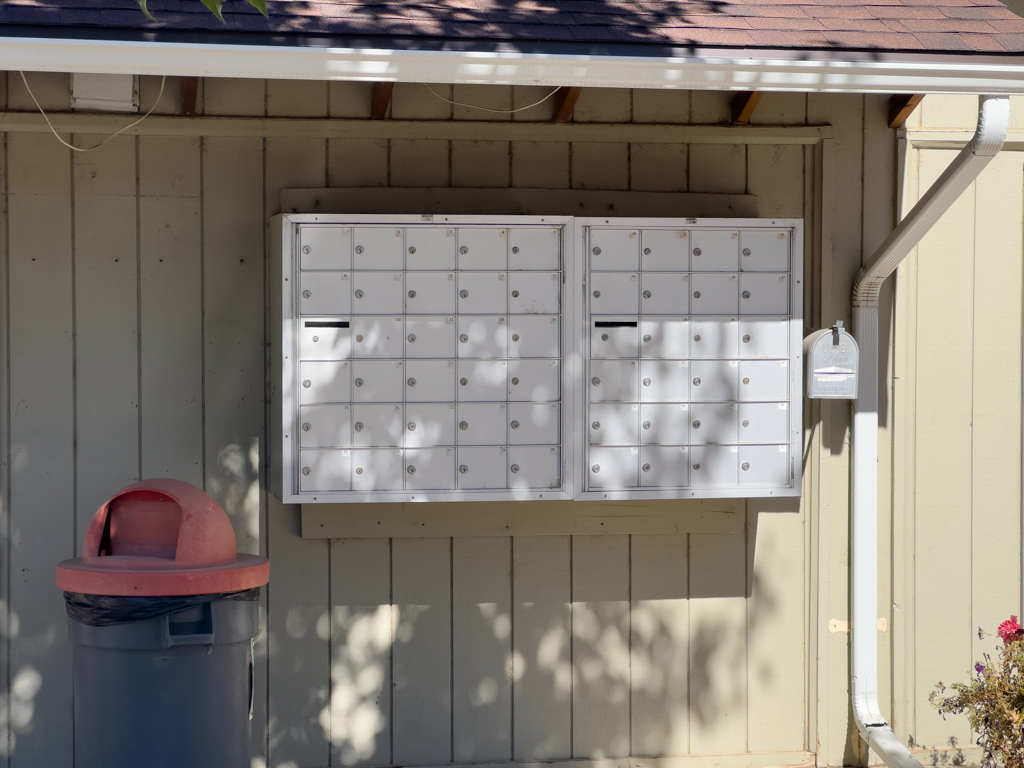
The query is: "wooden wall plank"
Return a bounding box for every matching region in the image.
[453,85,512,121]
[268,79,329,118]
[513,536,572,760]
[203,77,265,116]
[631,534,689,756]
[0,128,9,768]
[632,90,690,124]
[631,144,688,193]
[748,93,807,126]
[330,81,374,119]
[571,143,629,191]
[72,135,139,541]
[747,144,804,219]
[453,537,512,761]
[330,538,393,767]
[7,72,69,111]
[391,84,452,120]
[390,140,449,187]
[139,75,188,115]
[512,86,558,122]
[510,142,570,189]
[6,132,74,767]
[689,145,745,194]
[572,535,630,758]
[392,537,452,765]
[328,139,389,187]
[573,89,631,123]
[451,141,510,188]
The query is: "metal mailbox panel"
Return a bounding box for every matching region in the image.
[405,359,456,402]
[689,317,738,359]
[689,360,739,402]
[405,403,457,448]
[405,316,456,359]
[641,273,690,314]
[457,359,508,401]
[590,228,639,271]
[739,273,789,315]
[509,228,560,271]
[641,229,689,271]
[457,228,508,270]
[299,225,350,271]
[456,446,508,489]
[690,229,739,272]
[406,227,456,270]
[351,316,403,359]
[509,315,560,359]
[508,359,559,402]
[689,402,739,445]
[457,403,508,446]
[458,272,509,314]
[300,272,350,315]
[589,403,639,446]
[592,319,640,359]
[457,316,508,358]
[300,449,352,492]
[351,360,404,403]
[689,446,739,487]
[509,272,560,314]
[351,404,404,447]
[639,318,688,359]
[509,403,560,445]
[739,444,790,486]
[509,446,560,490]
[639,359,691,402]
[299,319,351,360]
[738,402,790,444]
[589,446,639,489]
[353,272,404,315]
[353,227,404,270]
[640,446,689,487]
[739,317,789,359]
[691,273,739,315]
[639,403,690,445]
[591,272,639,315]
[352,449,404,491]
[738,360,790,401]
[405,272,456,314]
[299,361,350,404]
[739,230,790,272]
[300,404,351,448]
[405,448,457,490]
[590,359,638,402]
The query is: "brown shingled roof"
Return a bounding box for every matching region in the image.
[2,0,1023,53]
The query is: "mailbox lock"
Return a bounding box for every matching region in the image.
[642,421,651,430]
[743,248,752,257]
[312,335,320,342]
[693,291,701,299]
[512,246,520,254]
[356,467,363,475]
[593,290,601,298]
[460,378,468,386]
[354,422,364,431]
[742,334,751,343]
[601,333,609,341]
[302,245,312,255]
[511,464,520,473]
[743,377,750,385]
[460,334,469,343]
[643,377,652,387]
[643,248,651,255]
[302,379,312,388]
[692,420,701,429]
[643,334,652,343]
[355,378,364,387]
[302,466,311,475]
[591,421,600,430]
[408,290,417,298]
[407,465,416,475]
[511,290,520,298]
[643,290,652,299]
[460,421,469,430]
[355,290,365,298]
[511,420,520,430]
[511,377,520,385]
[591,377,601,386]
[693,334,701,342]
[741,462,750,471]
[512,334,520,342]
[355,246,365,254]
[642,463,651,472]
[592,247,601,256]
[693,377,701,386]
[408,378,416,386]
[693,247,702,256]
[460,290,469,298]
[693,463,701,470]
[742,419,750,427]
[408,246,416,254]
[302,290,311,299]
[742,290,751,299]
[355,334,364,342]
[302,422,312,432]
[459,465,469,474]
[460,246,469,255]
[408,422,416,431]
[591,464,600,473]
[408,334,417,343]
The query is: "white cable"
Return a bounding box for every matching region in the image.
[18,71,167,152]
[422,83,562,114]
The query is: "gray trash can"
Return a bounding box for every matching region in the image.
[56,479,269,768]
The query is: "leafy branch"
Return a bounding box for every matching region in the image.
[135,0,268,23]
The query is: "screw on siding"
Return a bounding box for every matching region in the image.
[460,421,469,430]
[643,377,652,386]
[460,290,469,298]
[408,334,417,342]
[460,246,469,255]
[593,290,601,298]
[742,420,750,427]
[693,463,701,470]
[743,334,751,343]
[512,247,520,254]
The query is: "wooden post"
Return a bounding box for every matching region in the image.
[371,82,395,120]
[730,91,762,125]
[180,77,200,117]
[888,94,925,128]
[552,86,582,123]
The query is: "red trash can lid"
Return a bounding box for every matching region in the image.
[56,479,269,597]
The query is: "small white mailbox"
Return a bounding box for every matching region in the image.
[804,321,859,399]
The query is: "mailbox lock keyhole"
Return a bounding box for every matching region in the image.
[511,421,520,430]
[459,465,469,474]
[408,290,417,298]
[511,290,520,298]
[302,467,311,475]
[460,290,469,298]
[511,464,520,473]
[302,290,311,299]
[302,423,311,432]
[511,377,520,385]
[512,246,520,254]
[408,378,417,387]
[642,463,651,472]
[407,466,416,475]
[355,290,364,298]
[460,421,469,430]
[302,246,312,255]
[302,380,312,388]
[601,333,609,341]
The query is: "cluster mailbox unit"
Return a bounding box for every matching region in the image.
[271,215,803,504]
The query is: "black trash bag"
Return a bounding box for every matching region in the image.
[63,587,261,627]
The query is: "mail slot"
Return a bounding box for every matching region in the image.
[592,319,639,359]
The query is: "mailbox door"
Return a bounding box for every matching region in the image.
[590,229,639,271]
[509,272,560,314]
[405,448,457,490]
[458,360,508,401]
[352,449,404,491]
[405,272,456,314]
[405,359,456,402]
[641,273,690,314]
[353,227,404,270]
[739,229,790,272]
[351,404,404,447]
[689,317,738,359]
[639,318,688,359]
[300,361,350,404]
[510,227,560,271]
[589,403,639,446]
[300,225,350,271]
[300,272,351,315]
[405,403,457,448]
[457,228,508,270]
[509,315,560,359]
[458,272,509,315]
[351,360,404,403]
[590,272,639,315]
[690,229,739,272]
[691,273,739,315]
[641,229,689,271]
[739,360,790,401]
[739,273,789,315]
[592,319,639,359]
[508,359,559,402]
[458,403,509,446]
[689,402,739,444]
[739,317,789,359]
[299,449,352,492]
[639,359,691,402]
[508,446,560,490]
[739,444,790,486]
[509,403,560,445]
[640,446,689,488]
[689,445,739,487]
[351,316,403,358]
[457,316,508,358]
[589,446,639,489]
[639,403,690,445]
[738,402,790,444]
[353,272,404,315]
[299,404,351,448]
[590,359,638,402]
[406,227,456,271]
[689,360,739,402]
[456,446,508,489]
[299,319,351,360]
[405,316,456,358]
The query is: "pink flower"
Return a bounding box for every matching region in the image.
[997,616,1023,643]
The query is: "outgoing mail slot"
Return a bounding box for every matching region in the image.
[593,319,639,359]
[690,230,739,272]
[739,360,789,401]
[300,319,351,360]
[740,230,790,272]
[405,359,456,402]
[509,272,560,314]
[738,402,789,444]
[689,360,738,402]
[457,403,508,446]
[689,402,739,444]
[690,317,738,359]
[689,445,739,487]
[351,360,404,403]
[589,446,639,489]
[458,359,508,401]
[508,446,560,490]
[590,359,638,402]
[508,359,559,402]
[406,227,456,271]
[640,446,689,487]
[641,229,689,271]
[456,446,507,489]
[590,229,639,271]
[405,403,456,448]
[640,318,688,359]
[300,225,350,271]
[639,403,689,445]
[509,315,559,359]
[405,272,456,314]
[509,403,559,445]
[351,316,403,358]
[509,228,560,271]
[805,322,859,399]
[299,404,351,448]
[739,273,789,315]
[739,444,790,486]
[589,403,639,446]
[299,449,352,492]
[300,272,350,315]
[457,316,508,358]
[299,361,350,404]
[352,272,404,315]
[739,318,789,359]
[351,449,403,491]
[458,272,508,314]
[457,228,507,270]
[640,360,691,402]
[351,404,404,447]
[691,273,738,314]
[353,227,404,270]
[405,448,456,490]
[590,272,638,315]
[640,273,690,314]
[405,316,456,358]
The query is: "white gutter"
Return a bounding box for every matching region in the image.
[851,94,1010,768]
[3,35,1024,94]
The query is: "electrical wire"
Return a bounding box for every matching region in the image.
[18,72,167,153]
[422,83,562,114]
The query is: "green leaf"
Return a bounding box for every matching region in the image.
[135,0,156,21]
[199,0,226,23]
[244,0,269,18]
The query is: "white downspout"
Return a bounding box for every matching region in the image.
[850,94,1009,768]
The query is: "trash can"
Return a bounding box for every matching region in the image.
[56,479,270,768]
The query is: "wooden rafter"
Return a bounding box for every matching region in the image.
[552,86,582,123]
[888,94,925,129]
[730,91,762,126]
[371,83,395,120]
[181,77,200,117]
